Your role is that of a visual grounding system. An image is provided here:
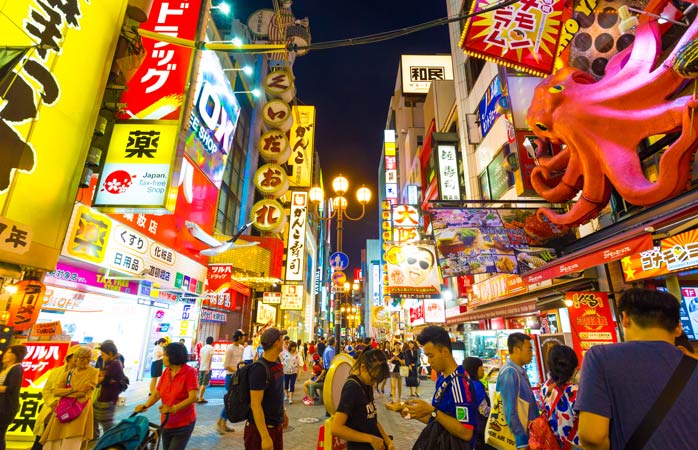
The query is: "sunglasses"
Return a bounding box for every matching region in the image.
[407,257,430,270]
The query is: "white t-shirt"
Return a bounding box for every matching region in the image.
[152,345,164,361]
[224,343,244,374]
[242,344,255,361]
[199,344,214,371]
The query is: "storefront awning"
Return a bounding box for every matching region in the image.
[522,232,654,284]
[446,298,537,324]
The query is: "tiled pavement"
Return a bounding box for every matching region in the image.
[109,370,433,449]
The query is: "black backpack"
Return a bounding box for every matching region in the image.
[223,361,271,423]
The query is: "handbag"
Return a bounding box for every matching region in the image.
[400,365,410,377]
[412,373,472,450]
[622,354,697,450]
[529,383,576,450]
[55,371,88,423]
[485,368,529,450]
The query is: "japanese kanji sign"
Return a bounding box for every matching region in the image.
[0,0,128,271]
[259,130,291,163]
[118,0,201,121]
[94,121,179,211]
[62,204,206,291]
[204,264,236,311]
[281,284,304,310]
[263,292,282,304]
[565,292,618,361]
[251,199,287,233]
[285,192,308,282]
[391,204,420,245]
[286,106,316,187]
[7,342,71,441]
[256,301,277,324]
[0,216,32,255]
[460,0,566,76]
[437,145,461,200]
[400,55,454,94]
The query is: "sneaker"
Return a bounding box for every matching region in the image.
[216,422,234,434]
[302,397,313,406]
[289,399,293,404]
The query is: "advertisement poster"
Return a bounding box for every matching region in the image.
[257,301,277,325]
[565,292,618,360]
[680,287,698,340]
[185,50,241,187]
[460,0,566,76]
[210,340,232,386]
[280,284,304,310]
[7,342,71,441]
[430,208,570,277]
[405,299,425,327]
[424,298,446,324]
[384,244,441,297]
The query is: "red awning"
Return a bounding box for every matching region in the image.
[522,232,654,284]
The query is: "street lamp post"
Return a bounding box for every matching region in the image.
[309,175,371,354]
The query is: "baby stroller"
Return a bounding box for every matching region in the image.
[93,413,164,450]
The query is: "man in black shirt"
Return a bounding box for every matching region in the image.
[316,337,326,361]
[245,328,288,450]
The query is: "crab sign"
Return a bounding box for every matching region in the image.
[526,0,698,226]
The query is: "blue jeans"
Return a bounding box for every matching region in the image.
[220,373,233,420]
[162,421,195,450]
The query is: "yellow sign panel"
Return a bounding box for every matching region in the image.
[64,204,112,264]
[287,106,316,187]
[93,121,179,211]
[0,1,128,271]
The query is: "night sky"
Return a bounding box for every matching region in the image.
[239,1,452,271]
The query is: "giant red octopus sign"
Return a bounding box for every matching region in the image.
[526,0,698,226]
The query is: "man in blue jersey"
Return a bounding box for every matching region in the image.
[404,325,477,448]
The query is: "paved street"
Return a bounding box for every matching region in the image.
[110,370,432,450]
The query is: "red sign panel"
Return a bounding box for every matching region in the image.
[113,156,218,264]
[21,342,71,388]
[118,0,202,120]
[460,0,566,76]
[523,233,654,284]
[565,291,618,361]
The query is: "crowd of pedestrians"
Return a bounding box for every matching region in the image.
[2,287,698,450]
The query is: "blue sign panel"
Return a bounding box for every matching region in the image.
[329,252,349,271]
[478,76,503,138]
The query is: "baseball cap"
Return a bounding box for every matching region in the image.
[260,328,287,349]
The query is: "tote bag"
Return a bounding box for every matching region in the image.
[485,369,529,450]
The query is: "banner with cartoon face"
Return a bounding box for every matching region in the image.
[384,244,441,298]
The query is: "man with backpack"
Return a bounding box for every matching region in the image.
[576,288,698,449]
[245,327,288,450]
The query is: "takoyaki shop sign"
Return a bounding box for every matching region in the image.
[429,207,570,278]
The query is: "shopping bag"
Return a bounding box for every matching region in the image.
[399,366,410,377]
[484,390,517,450]
[55,397,87,423]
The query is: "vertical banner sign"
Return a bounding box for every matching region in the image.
[205,264,234,311]
[459,0,566,76]
[7,280,46,332]
[392,204,420,244]
[281,284,304,310]
[118,0,202,121]
[565,291,618,361]
[285,191,308,282]
[437,145,461,200]
[287,106,316,187]
[0,1,128,271]
[8,342,71,441]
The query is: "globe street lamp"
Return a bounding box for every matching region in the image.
[309,175,371,353]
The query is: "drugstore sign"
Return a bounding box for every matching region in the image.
[61,204,206,291]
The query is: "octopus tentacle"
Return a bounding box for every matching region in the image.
[610,100,698,204]
[531,150,582,202]
[536,146,570,172]
[537,179,612,226]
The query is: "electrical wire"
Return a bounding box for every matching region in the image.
[290,0,520,52]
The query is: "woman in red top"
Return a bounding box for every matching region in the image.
[136,343,198,450]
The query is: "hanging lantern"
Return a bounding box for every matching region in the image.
[264,70,296,103]
[261,99,293,131]
[254,163,290,198]
[258,129,292,163]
